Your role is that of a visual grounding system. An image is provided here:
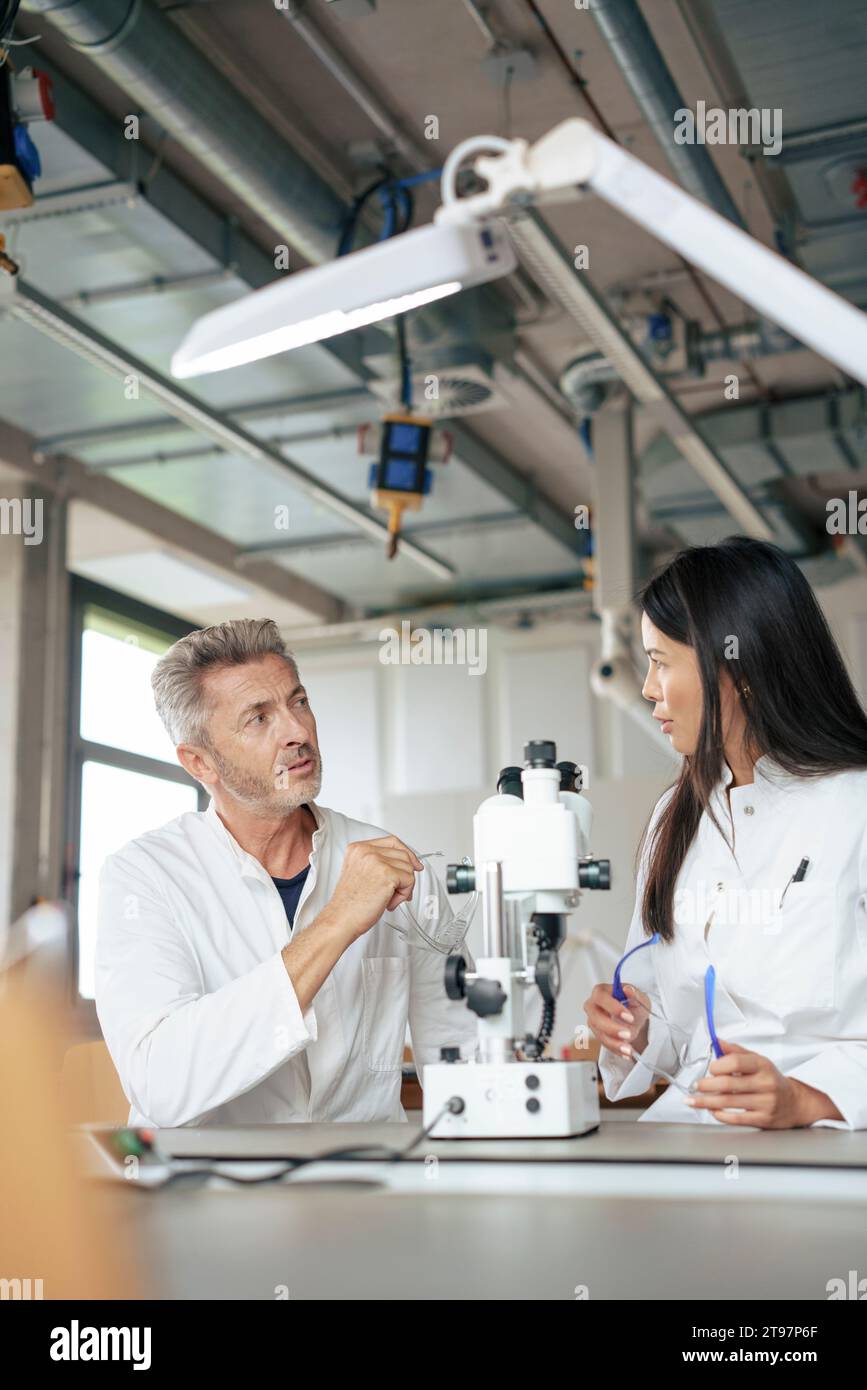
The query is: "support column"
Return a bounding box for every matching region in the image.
[591,402,638,779]
[0,480,69,929]
[591,402,637,617]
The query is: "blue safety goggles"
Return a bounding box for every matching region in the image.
[611,931,723,1094]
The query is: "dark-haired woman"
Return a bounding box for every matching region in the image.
[586,536,867,1129]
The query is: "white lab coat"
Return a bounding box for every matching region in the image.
[95,800,477,1128]
[598,756,867,1129]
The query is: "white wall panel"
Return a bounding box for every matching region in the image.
[305,663,383,826]
[388,660,486,796]
[500,644,594,778]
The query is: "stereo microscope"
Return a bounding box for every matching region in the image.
[423,739,610,1138]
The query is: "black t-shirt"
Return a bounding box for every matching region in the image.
[271,864,310,932]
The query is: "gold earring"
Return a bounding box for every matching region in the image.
[741,684,751,699]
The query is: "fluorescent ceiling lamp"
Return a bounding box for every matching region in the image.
[174,117,867,393]
[171,220,517,378]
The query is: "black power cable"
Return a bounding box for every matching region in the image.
[144,1099,464,1189]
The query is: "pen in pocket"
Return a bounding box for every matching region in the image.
[778,856,809,909]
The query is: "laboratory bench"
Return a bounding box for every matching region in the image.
[82,1115,867,1301]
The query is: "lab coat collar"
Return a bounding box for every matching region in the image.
[723,753,799,793]
[754,753,799,789]
[204,797,326,880]
[710,752,796,820]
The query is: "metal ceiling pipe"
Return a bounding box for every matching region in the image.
[560,320,805,413]
[21,0,349,267]
[23,0,519,352]
[281,0,426,173]
[589,0,744,227]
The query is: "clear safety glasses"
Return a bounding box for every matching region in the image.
[387,853,479,954]
[611,930,724,1096]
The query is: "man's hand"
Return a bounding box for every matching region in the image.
[327,835,424,941]
[685,1040,844,1128]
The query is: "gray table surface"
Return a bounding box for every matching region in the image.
[84,1120,867,1300]
[154,1118,867,1168]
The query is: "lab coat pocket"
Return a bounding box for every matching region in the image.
[362,956,410,1072]
[718,879,838,1015]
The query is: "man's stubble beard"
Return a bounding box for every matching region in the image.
[211,746,323,816]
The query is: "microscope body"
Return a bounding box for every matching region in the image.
[422,741,608,1138]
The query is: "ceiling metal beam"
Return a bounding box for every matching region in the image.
[237,510,529,561]
[32,387,370,456]
[508,212,774,541]
[22,53,583,561]
[446,419,583,556]
[4,278,456,581]
[23,54,378,371]
[0,416,346,622]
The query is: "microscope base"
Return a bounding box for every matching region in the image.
[422,1059,600,1138]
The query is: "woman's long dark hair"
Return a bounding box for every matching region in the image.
[636,536,867,942]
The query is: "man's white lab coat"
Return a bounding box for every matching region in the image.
[599,756,867,1128]
[96,800,477,1128]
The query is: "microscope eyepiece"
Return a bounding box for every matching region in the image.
[557,760,582,792]
[578,857,611,890]
[496,766,524,799]
[523,739,556,767]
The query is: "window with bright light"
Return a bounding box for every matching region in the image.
[80,619,179,764]
[77,762,198,999]
[70,585,203,1005]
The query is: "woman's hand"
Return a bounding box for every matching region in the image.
[584,982,652,1058]
[685,1040,840,1127]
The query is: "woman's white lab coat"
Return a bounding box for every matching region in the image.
[598,756,867,1128]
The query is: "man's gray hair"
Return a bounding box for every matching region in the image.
[151,618,298,746]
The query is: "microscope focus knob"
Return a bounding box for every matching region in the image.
[467,978,507,1018]
[444,955,467,1000]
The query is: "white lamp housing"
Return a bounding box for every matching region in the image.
[171,219,517,379]
[172,116,867,392]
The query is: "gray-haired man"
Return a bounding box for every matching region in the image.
[96,618,476,1127]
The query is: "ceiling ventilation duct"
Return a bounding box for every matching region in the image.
[589,0,743,225]
[19,0,511,352]
[361,346,513,417]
